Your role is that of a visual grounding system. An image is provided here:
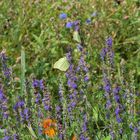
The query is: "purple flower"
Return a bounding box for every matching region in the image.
[56,105,62,121]
[109,51,114,65]
[20,111,25,123]
[73,20,80,31]
[66,52,72,62]
[3,112,9,119]
[24,108,31,123]
[106,37,113,47]
[43,105,49,110]
[56,105,61,112]
[3,136,11,140]
[68,106,71,112]
[73,20,80,26]
[35,93,42,104]
[73,91,78,96]
[13,98,26,123]
[91,12,97,17]
[18,100,25,108]
[106,100,112,109]
[77,44,83,52]
[129,123,133,129]
[80,114,88,139]
[13,97,25,111]
[101,38,114,65]
[106,112,110,119]
[136,92,140,96]
[77,55,89,73]
[32,79,38,87]
[100,47,107,61]
[116,115,122,123]
[67,79,77,89]
[113,85,124,124]
[69,94,73,99]
[0,89,6,101]
[42,92,51,111]
[32,79,44,90]
[114,94,120,103]
[13,102,19,111]
[38,109,43,118]
[13,134,19,140]
[66,51,78,122]
[115,106,120,115]
[4,69,11,79]
[0,51,11,79]
[86,18,91,24]
[39,80,44,90]
[0,88,9,119]
[57,123,63,140]
[113,86,120,94]
[59,13,67,19]
[59,133,63,140]
[56,92,63,140]
[83,123,87,132]
[83,67,89,73]
[104,81,111,93]
[119,129,123,134]
[80,134,89,140]
[75,25,79,31]
[134,127,138,133]
[58,83,64,102]
[66,56,77,90]
[84,75,89,82]
[66,22,73,28]
[38,125,43,136]
[110,131,115,139]
[70,101,76,108]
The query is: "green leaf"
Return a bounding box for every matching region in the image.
[26,124,37,139]
[73,31,81,43]
[53,57,70,71]
[103,135,111,140]
[92,107,98,121]
[21,47,26,97]
[32,34,43,47]
[0,129,4,133]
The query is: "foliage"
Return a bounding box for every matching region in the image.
[0,0,140,139]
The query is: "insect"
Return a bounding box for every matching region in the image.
[53,57,70,71]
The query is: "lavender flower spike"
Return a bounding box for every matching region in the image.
[106,37,113,47]
[0,51,11,79]
[0,87,9,119]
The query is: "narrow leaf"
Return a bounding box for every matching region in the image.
[103,135,111,140]
[21,47,26,97]
[26,125,37,139]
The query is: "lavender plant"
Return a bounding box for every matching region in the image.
[0,1,140,139]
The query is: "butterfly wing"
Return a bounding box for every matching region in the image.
[53,57,70,71]
[73,31,81,43]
